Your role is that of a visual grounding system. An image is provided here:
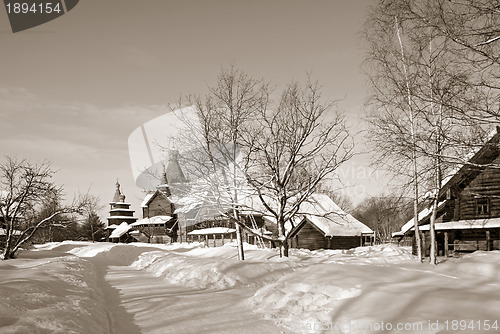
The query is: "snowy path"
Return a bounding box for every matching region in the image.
[94,263,290,334]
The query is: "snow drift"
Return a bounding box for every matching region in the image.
[0,253,109,334]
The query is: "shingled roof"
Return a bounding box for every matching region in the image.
[165,150,186,184]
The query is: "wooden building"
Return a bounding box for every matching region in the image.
[136,152,186,243]
[288,194,374,250]
[137,175,178,242]
[106,181,137,242]
[176,192,271,247]
[394,127,500,255]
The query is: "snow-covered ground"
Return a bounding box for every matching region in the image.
[1,242,500,333]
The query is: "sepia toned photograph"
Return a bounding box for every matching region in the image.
[1,1,500,333]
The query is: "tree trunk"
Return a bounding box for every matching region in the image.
[90,221,95,243]
[2,247,13,260]
[235,221,245,261]
[429,197,438,265]
[3,241,12,260]
[395,15,422,262]
[276,216,289,257]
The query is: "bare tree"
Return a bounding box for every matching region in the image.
[173,66,269,260]
[0,157,91,259]
[353,195,413,243]
[79,195,104,242]
[241,79,353,257]
[173,69,353,258]
[364,4,427,261]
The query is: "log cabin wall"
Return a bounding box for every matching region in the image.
[459,155,500,220]
[290,220,364,250]
[329,236,361,250]
[142,206,149,218]
[146,195,174,218]
[292,222,326,250]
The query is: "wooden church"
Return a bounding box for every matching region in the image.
[106,181,137,242]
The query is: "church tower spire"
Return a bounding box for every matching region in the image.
[165,150,186,184]
[112,179,122,203]
[157,165,171,197]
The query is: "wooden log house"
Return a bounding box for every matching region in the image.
[288,194,374,250]
[394,127,500,256]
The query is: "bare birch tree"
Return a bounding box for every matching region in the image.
[174,66,269,260]
[364,4,426,261]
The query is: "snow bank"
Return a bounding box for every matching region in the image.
[0,254,109,334]
[250,246,500,333]
[289,243,415,265]
[67,242,202,265]
[438,250,500,280]
[55,241,296,290]
[131,245,299,289]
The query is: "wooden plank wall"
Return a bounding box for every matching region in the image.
[459,155,500,220]
[294,223,327,250]
[147,196,174,217]
[330,236,361,250]
[291,221,363,250]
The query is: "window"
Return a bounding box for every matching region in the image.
[476,198,490,216]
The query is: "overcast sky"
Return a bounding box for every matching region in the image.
[0,0,385,219]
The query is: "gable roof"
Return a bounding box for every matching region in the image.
[109,222,131,239]
[289,194,373,237]
[439,126,500,199]
[141,189,172,208]
[399,200,447,234]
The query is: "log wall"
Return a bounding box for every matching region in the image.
[293,223,326,250]
[459,155,500,220]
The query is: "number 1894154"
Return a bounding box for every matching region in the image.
[5,2,62,14]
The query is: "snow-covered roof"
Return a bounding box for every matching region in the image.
[187,227,236,235]
[109,222,131,239]
[399,200,447,234]
[440,126,500,188]
[106,215,137,220]
[141,192,155,208]
[417,218,500,231]
[130,216,173,226]
[293,194,373,237]
[0,228,22,236]
[105,224,120,230]
[249,227,273,235]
